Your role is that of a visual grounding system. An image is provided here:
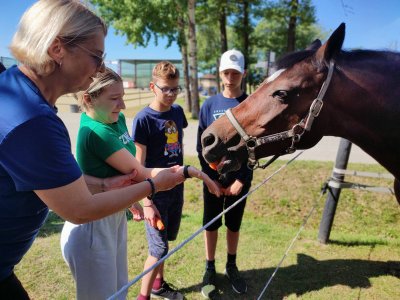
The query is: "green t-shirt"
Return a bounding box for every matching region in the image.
[76,112,136,178]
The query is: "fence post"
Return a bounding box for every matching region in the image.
[318,138,352,244]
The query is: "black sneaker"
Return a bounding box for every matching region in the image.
[151,281,183,300]
[201,268,217,299]
[224,264,247,294]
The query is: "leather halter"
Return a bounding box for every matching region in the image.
[225,61,335,170]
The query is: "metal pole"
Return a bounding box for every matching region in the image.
[318,138,352,244]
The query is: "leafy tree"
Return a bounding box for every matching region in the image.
[90,0,194,112]
[252,0,325,60]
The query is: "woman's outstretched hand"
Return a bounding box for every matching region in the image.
[152,165,185,192]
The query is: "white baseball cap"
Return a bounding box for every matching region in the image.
[219,49,245,74]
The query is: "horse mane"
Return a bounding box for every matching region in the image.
[275,50,315,70]
[276,48,400,71]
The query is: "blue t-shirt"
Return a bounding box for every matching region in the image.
[0,66,82,280]
[132,104,188,168]
[196,93,253,186]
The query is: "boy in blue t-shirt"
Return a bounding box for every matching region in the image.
[197,49,254,297]
[133,61,220,300]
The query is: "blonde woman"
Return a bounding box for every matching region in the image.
[0,1,183,298]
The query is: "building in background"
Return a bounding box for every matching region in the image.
[114,59,183,89]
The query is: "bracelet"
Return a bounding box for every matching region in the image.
[145,178,155,200]
[183,165,191,179]
[143,199,153,207]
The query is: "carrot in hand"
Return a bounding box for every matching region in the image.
[155,218,165,230]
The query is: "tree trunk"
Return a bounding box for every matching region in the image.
[242,0,250,93]
[188,0,199,119]
[181,46,191,112]
[217,1,228,93]
[287,0,298,52]
[219,3,228,54]
[177,15,191,112]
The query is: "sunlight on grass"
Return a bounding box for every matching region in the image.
[15,157,400,299]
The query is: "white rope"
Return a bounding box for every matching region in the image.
[108,151,304,300]
[257,179,326,300]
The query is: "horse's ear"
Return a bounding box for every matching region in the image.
[305,39,322,51]
[315,23,345,64]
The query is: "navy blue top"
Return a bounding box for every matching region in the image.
[132,104,188,168]
[0,66,82,280]
[197,93,253,187]
[132,104,188,197]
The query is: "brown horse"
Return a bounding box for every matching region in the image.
[201,23,400,204]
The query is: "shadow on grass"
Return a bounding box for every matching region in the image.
[180,254,400,299]
[37,211,65,237]
[328,239,389,247]
[38,211,135,237]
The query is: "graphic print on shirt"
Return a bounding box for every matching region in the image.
[164,120,181,157]
[213,109,226,121]
[119,131,133,144]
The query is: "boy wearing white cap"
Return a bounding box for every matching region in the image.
[196,49,253,298]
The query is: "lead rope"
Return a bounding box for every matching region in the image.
[108,151,304,300]
[257,178,329,299]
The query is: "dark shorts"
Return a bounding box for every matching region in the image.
[0,272,30,300]
[202,183,250,232]
[145,185,184,259]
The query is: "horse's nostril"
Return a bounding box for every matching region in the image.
[203,133,216,148]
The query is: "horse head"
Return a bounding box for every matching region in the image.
[202,23,346,174]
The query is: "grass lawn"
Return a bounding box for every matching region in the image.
[15,158,400,299]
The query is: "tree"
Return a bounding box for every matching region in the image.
[188,0,200,118]
[90,0,193,112]
[252,0,322,60]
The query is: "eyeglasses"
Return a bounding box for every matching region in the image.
[154,82,182,95]
[72,43,106,69]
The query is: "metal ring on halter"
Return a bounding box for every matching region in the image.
[293,134,301,142]
[247,161,259,170]
[245,137,258,150]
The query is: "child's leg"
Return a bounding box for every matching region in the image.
[61,212,125,299]
[139,222,168,296]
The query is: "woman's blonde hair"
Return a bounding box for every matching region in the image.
[76,67,122,111]
[10,0,107,76]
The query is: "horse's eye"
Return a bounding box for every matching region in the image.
[272,90,288,101]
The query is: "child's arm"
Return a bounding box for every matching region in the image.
[135,142,164,229]
[183,165,222,197]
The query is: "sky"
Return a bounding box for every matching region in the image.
[0,0,399,63]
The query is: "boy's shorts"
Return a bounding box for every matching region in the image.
[145,184,184,259]
[203,183,250,232]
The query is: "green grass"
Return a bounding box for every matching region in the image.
[15,158,400,299]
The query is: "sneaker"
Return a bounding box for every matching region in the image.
[201,268,217,299]
[224,264,247,294]
[151,281,183,300]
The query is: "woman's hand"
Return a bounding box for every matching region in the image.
[152,166,185,192]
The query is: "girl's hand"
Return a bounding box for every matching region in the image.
[104,170,138,191]
[129,202,144,221]
[143,202,161,229]
[185,165,222,197]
